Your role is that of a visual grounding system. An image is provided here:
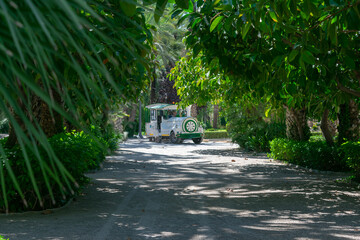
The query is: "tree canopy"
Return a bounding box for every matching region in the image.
[172,0,360,110]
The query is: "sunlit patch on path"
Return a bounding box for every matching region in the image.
[0,139,359,240]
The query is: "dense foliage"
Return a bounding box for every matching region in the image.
[176,0,360,105]
[340,141,360,180]
[269,138,351,172]
[204,130,228,139]
[171,0,360,145]
[227,107,286,152]
[0,0,166,212]
[0,130,112,213]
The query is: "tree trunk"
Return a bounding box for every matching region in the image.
[31,88,63,138]
[320,109,334,145]
[6,88,63,148]
[338,99,360,143]
[285,106,310,141]
[150,78,157,104]
[100,104,110,135]
[191,104,198,118]
[128,103,137,122]
[213,104,219,129]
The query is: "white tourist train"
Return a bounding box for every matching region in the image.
[145,103,204,144]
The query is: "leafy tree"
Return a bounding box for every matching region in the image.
[170,52,224,107]
[0,0,156,212]
[173,0,360,142]
[147,9,187,104]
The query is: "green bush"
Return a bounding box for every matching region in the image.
[340,141,360,180]
[89,124,122,152]
[229,120,286,152]
[225,104,286,152]
[205,128,227,132]
[0,118,9,134]
[124,121,138,138]
[269,138,348,172]
[0,130,108,212]
[50,131,107,171]
[204,130,228,139]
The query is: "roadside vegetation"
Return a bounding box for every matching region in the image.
[169,0,360,181]
[0,0,359,213]
[0,127,121,212]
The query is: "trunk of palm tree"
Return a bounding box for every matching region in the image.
[6,88,63,148]
[321,109,334,145]
[213,104,219,129]
[100,104,110,135]
[338,99,360,143]
[191,104,199,118]
[31,89,63,138]
[285,106,310,141]
[128,103,137,122]
[150,77,157,104]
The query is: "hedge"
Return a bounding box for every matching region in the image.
[340,141,360,180]
[204,130,228,139]
[269,138,357,174]
[0,131,109,212]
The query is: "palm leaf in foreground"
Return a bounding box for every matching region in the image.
[0,0,153,212]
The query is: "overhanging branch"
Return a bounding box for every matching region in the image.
[336,78,360,98]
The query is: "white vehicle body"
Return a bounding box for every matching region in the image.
[145,104,204,144]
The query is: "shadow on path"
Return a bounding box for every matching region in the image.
[0,140,359,240]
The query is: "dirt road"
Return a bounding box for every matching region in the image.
[1,139,359,240]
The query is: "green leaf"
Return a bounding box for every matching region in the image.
[344,56,355,70]
[288,49,299,62]
[210,16,224,32]
[171,9,183,19]
[185,0,193,12]
[177,13,190,26]
[265,108,271,117]
[242,21,251,39]
[120,0,137,17]
[193,44,202,58]
[302,50,315,65]
[224,16,235,31]
[327,22,338,46]
[213,0,221,6]
[215,4,232,11]
[307,46,321,54]
[269,11,278,23]
[155,0,168,23]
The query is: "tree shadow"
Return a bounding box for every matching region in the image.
[1,141,359,240]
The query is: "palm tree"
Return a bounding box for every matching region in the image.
[147,10,186,104]
[0,0,154,212]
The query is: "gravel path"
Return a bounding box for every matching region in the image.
[1,139,359,240]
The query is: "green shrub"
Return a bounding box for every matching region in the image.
[50,131,107,171]
[0,130,107,212]
[0,235,9,240]
[0,118,9,134]
[340,141,360,180]
[228,119,286,152]
[124,121,138,138]
[205,128,227,132]
[310,132,325,142]
[269,138,348,172]
[204,130,228,139]
[89,124,122,152]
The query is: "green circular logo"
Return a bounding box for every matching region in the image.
[183,119,197,132]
